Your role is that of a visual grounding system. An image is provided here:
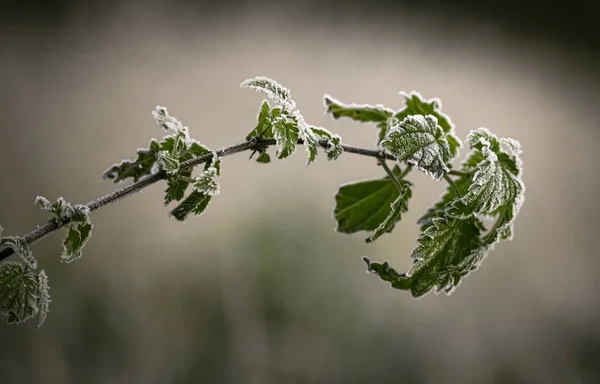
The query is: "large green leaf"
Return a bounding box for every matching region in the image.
[395,91,461,158]
[380,115,452,180]
[334,166,411,236]
[365,217,484,297]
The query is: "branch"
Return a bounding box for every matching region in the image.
[0,138,394,262]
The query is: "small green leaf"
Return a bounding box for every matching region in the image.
[188,141,211,158]
[272,116,299,159]
[380,115,452,180]
[324,95,393,123]
[0,262,40,324]
[61,221,93,263]
[102,139,159,183]
[325,135,343,161]
[170,191,212,221]
[240,76,294,109]
[365,184,410,243]
[246,100,273,140]
[164,170,192,205]
[256,151,271,163]
[334,166,412,235]
[365,217,485,297]
[35,270,51,329]
[297,125,319,164]
[309,126,333,139]
[395,91,461,159]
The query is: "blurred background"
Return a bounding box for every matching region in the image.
[1,0,599,383]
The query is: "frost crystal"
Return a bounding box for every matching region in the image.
[380,115,451,180]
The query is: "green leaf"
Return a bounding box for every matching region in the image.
[272,116,299,159]
[188,141,211,158]
[334,166,412,235]
[395,91,461,159]
[448,128,524,218]
[0,262,40,324]
[256,151,271,163]
[164,170,192,205]
[246,100,273,140]
[61,221,93,264]
[324,95,393,123]
[365,217,485,297]
[309,126,333,139]
[35,270,51,329]
[170,191,212,221]
[325,135,343,161]
[417,151,483,230]
[380,115,452,180]
[365,184,411,243]
[102,139,159,183]
[0,235,37,270]
[157,151,180,175]
[299,126,319,164]
[240,76,294,108]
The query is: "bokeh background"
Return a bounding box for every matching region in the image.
[1,0,599,383]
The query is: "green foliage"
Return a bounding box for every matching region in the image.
[380,115,452,180]
[0,75,526,327]
[394,92,461,158]
[0,226,51,328]
[334,165,411,240]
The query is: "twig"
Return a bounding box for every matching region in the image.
[0,138,395,262]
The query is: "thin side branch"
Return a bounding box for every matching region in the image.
[0,138,394,262]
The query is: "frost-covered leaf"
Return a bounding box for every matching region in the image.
[240,77,295,110]
[325,134,343,161]
[0,235,37,270]
[324,95,393,123]
[272,115,299,159]
[157,151,180,175]
[152,106,192,144]
[395,91,461,159]
[102,139,159,183]
[164,170,192,205]
[192,166,220,197]
[380,115,452,180]
[35,270,50,329]
[298,124,319,164]
[417,151,483,230]
[334,166,412,235]
[309,126,333,139]
[61,221,93,264]
[170,191,212,221]
[365,217,484,297]
[324,95,395,144]
[365,184,411,243]
[0,262,40,324]
[246,100,273,140]
[256,152,271,163]
[448,128,524,218]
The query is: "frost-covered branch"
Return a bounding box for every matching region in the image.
[0,138,398,262]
